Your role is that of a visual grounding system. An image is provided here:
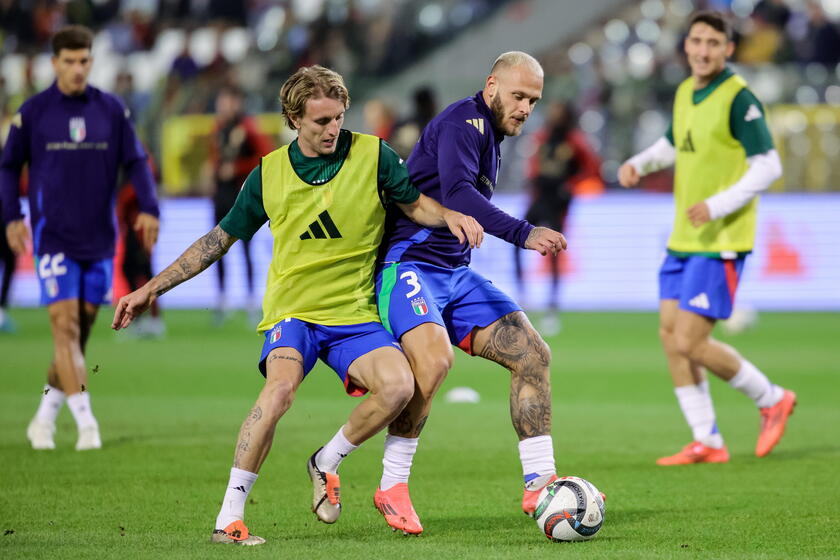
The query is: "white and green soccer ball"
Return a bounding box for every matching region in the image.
[533,476,605,542]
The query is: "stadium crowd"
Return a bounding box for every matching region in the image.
[2,0,839,186]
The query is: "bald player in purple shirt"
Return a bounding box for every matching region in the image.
[372,52,580,534]
[0,26,160,451]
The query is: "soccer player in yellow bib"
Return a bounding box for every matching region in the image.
[618,11,795,466]
[111,65,483,545]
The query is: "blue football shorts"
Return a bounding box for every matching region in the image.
[258,318,401,396]
[376,261,521,354]
[35,252,113,306]
[659,253,747,320]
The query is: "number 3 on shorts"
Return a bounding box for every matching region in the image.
[400,271,421,298]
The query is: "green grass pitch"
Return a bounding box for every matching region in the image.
[1,309,838,559]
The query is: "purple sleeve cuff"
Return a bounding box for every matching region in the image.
[518,223,535,248]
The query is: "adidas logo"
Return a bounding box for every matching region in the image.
[377,502,398,516]
[300,210,342,240]
[688,292,710,310]
[232,485,247,493]
[466,118,484,134]
[744,104,762,122]
[679,130,695,152]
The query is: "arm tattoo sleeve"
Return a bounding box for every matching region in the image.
[150,225,236,298]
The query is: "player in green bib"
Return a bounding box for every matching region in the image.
[111,65,483,545]
[618,11,795,466]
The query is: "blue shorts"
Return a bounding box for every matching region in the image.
[659,254,746,320]
[376,261,521,354]
[35,252,113,306]
[258,318,401,396]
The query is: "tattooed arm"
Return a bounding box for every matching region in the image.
[111,225,237,330]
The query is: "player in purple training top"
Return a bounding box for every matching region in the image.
[372,52,576,534]
[0,26,160,451]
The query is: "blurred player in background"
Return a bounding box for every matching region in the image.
[389,86,438,160]
[208,85,273,324]
[116,178,164,338]
[618,11,795,465]
[0,198,16,333]
[112,65,482,545]
[0,25,160,451]
[513,100,602,334]
[374,51,576,535]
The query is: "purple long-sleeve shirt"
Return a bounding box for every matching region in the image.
[380,91,533,268]
[0,82,159,261]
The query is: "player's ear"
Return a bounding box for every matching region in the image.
[485,74,497,96]
[725,40,735,58]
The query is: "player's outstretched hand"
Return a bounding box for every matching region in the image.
[617,163,640,188]
[112,286,154,331]
[525,226,567,256]
[443,210,484,248]
[5,219,31,255]
[134,212,160,253]
[687,202,711,227]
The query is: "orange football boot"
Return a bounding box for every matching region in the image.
[307,449,341,523]
[211,520,265,545]
[524,475,607,517]
[522,474,559,517]
[756,389,796,457]
[374,483,423,535]
[656,441,730,466]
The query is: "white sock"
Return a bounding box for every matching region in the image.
[316,426,359,474]
[215,468,258,530]
[674,381,724,448]
[34,385,65,424]
[519,435,556,486]
[728,359,783,408]
[380,435,419,490]
[66,392,98,430]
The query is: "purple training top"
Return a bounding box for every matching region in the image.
[380,91,533,269]
[0,82,159,261]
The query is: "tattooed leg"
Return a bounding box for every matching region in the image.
[473,312,552,440]
[230,348,304,472]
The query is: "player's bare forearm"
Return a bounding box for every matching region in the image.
[397,194,447,227]
[397,195,483,248]
[149,225,236,297]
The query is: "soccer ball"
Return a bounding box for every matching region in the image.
[533,476,605,542]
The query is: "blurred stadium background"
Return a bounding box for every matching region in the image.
[1,0,839,314]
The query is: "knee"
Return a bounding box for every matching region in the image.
[377,369,415,411]
[49,309,80,342]
[410,347,453,400]
[514,332,551,374]
[673,332,700,361]
[262,378,297,418]
[659,325,675,348]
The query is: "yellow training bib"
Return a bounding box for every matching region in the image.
[669,73,757,253]
[256,132,385,331]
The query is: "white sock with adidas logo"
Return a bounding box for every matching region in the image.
[380,434,419,490]
[675,381,725,448]
[728,359,783,408]
[67,392,97,430]
[215,467,258,531]
[34,385,65,424]
[519,435,556,487]
[316,426,359,474]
